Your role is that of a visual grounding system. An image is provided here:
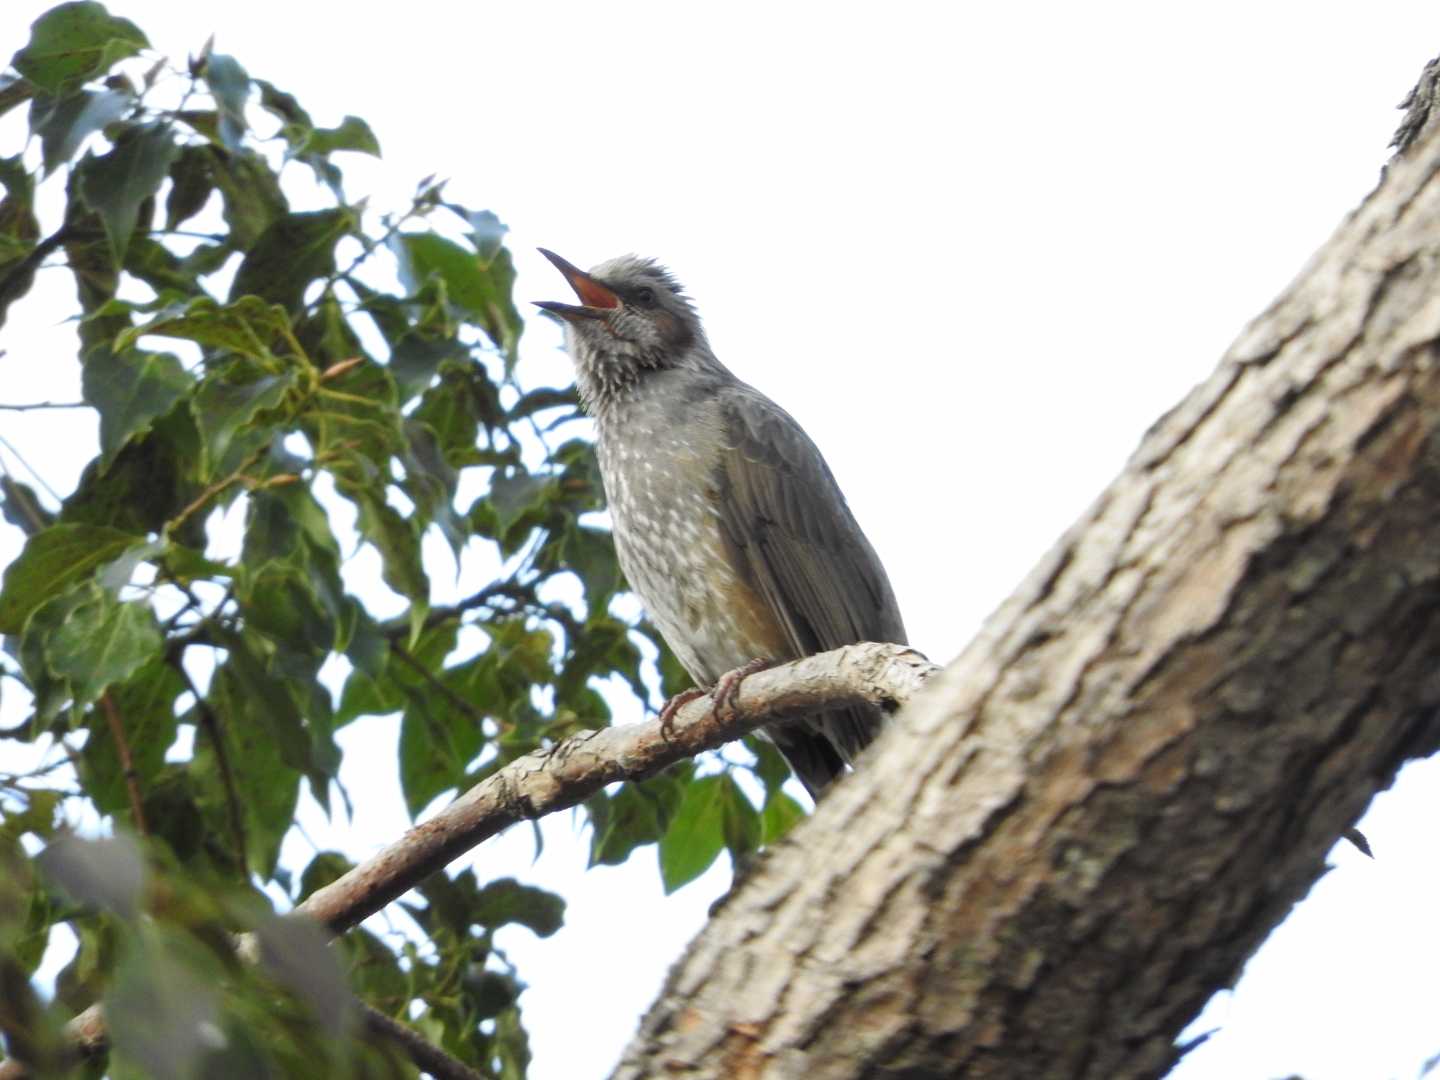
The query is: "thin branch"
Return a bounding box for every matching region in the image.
[171,656,248,875]
[360,1004,487,1080]
[390,642,490,728]
[0,434,63,503]
[0,644,935,1077]
[298,643,936,934]
[100,692,147,836]
[0,401,87,412]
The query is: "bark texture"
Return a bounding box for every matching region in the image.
[613,77,1440,1080]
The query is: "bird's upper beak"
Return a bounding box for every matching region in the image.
[534,248,621,321]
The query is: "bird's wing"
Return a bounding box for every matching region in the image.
[715,387,907,659]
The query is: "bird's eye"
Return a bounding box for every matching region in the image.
[633,286,656,307]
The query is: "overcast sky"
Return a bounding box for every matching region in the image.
[4,3,1440,1078]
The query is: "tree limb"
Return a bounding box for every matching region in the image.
[298,643,937,934]
[0,643,936,1076]
[611,66,1440,1080]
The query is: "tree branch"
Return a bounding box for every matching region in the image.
[0,643,936,1076]
[298,643,936,933]
[611,69,1440,1080]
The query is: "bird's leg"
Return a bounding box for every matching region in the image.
[711,657,777,724]
[657,687,707,739]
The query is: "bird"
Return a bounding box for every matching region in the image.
[535,249,907,798]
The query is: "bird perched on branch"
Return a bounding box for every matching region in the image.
[536,250,907,797]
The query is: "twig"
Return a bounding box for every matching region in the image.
[100,692,148,836]
[360,1004,487,1080]
[298,643,936,933]
[390,642,490,728]
[0,401,87,412]
[171,657,248,874]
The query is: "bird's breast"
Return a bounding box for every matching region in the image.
[597,414,787,686]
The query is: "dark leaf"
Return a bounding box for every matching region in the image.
[391,232,522,367]
[488,470,552,538]
[199,53,249,149]
[0,477,54,535]
[61,403,206,545]
[46,585,164,707]
[77,122,178,264]
[12,3,149,96]
[164,144,214,230]
[760,790,807,845]
[210,147,287,248]
[77,658,182,820]
[719,773,762,862]
[588,768,689,867]
[81,347,192,466]
[29,88,130,174]
[0,523,147,634]
[192,365,296,478]
[230,207,354,313]
[470,878,565,938]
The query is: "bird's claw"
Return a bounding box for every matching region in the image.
[712,658,775,724]
[658,687,707,739]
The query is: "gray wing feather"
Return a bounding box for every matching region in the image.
[714,387,906,790]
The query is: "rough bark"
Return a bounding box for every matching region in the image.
[612,66,1440,1080]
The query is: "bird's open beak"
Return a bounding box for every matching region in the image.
[534,248,621,321]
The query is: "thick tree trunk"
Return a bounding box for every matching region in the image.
[612,65,1440,1080]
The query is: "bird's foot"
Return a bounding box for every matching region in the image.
[658,687,707,739]
[712,658,777,725]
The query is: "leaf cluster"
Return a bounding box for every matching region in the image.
[0,4,806,1076]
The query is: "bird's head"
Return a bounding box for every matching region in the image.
[535,249,709,409]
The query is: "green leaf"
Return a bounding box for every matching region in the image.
[82,348,192,466]
[398,696,466,818]
[488,470,551,539]
[352,493,429,610]
[719,773,762,862]
[230,207,354,313]
[192,366,296,477]
[78,658,182,819]
[61,404,206,546]
[562,524,619,615]
[122,294,294,361]
[0,523,147,634]
[11,2,149,96]
[391,232,522,367]
[470,879,564,938]
[305,116,380,157]
[200,53,249,149]
[164,144,213,230]
[46,586,164,707]
[29,88,130,174]
[760,790,807,845]
[210,148,287,248]
[77,122,178,264]
[587,769,688,867]
[37,833,145,918]
[658,774,727,892]
[241,562,336,657]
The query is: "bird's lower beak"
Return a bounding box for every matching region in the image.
[534,248,620,321]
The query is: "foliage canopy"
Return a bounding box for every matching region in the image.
[0,4,804,1075]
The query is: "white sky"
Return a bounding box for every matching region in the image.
[3,3,1440,1078]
